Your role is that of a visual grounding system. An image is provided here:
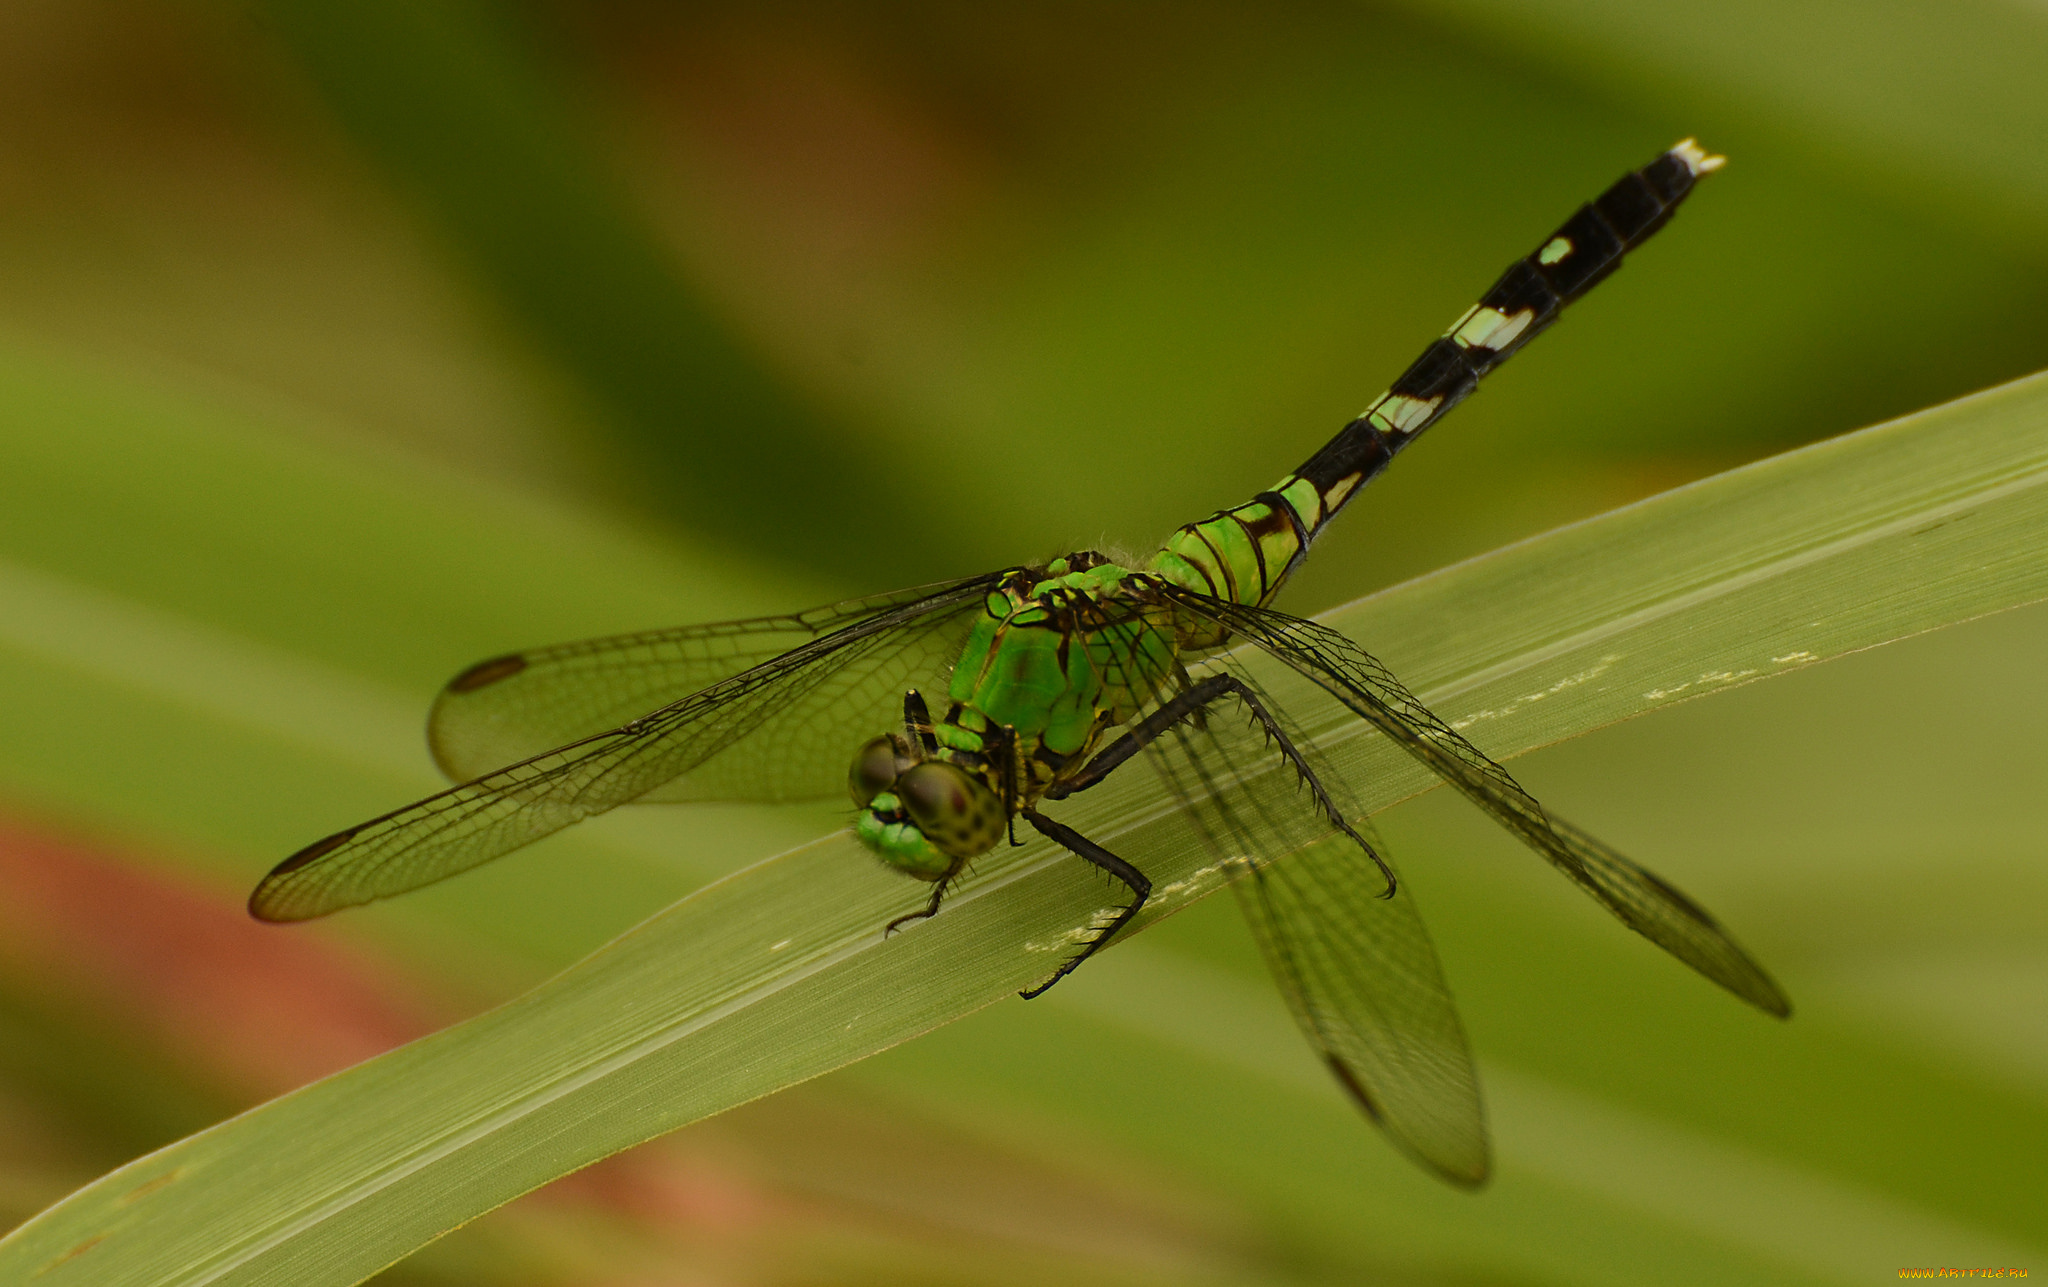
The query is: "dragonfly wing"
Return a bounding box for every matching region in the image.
[255,721,713,921]
[1538,813,1792,1017]
[430,578,999,784]
[1166,589,1791,1018]
[1133,667,1487,1185]
[252,574,1002,920]
[1236,829,1488,1186]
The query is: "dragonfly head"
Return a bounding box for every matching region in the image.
[849,734,1004,879]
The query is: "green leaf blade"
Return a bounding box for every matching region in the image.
[4,370,2044,1285]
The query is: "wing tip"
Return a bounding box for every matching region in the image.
[247,827,358,922]
[1409,1136,1491,1190]
[246,890,302,923]
[1744,974,1795,1020]
[246,886,312,923]
[1324,1055,1491,1188]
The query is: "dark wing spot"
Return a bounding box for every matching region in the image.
[1323,1055,1385,1122]
[447,654,527,693]
[268,827,358,876]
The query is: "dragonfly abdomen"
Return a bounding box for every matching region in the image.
[1151,140,1723,614]
[1148,489,1312,609]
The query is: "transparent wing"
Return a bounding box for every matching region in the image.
[251,573,1003,921]
[1167,589,1791,1018]
[1133,665,1488,1185]
[429,579,997,784]
[1237,830,1487,1186]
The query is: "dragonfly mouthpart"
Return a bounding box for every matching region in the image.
[853,791,955,881]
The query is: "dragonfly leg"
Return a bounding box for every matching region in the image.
[959,719,1024,845]
[1048,673,1394,895]
[993,724,1025,847]
[885,856,967,935]
[902,689,939,755]
[1017,809,1151,999]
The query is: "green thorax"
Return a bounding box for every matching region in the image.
[938,553,1181,790]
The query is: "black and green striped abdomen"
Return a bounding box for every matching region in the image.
[1150,140,1721,611]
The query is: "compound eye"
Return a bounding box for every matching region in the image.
[849,735,913,807]
[897,762,1006,859]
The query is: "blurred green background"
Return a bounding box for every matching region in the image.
[1,1,2044,1283]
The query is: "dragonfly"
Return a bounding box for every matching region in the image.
[252,140,1789,1187]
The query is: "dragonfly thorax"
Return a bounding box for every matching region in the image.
[849,551,1192,885]
[944,556,1180,750]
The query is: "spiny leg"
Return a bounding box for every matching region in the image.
[1021,673,1393,996]
[986,722,1026,847]
[879,689,953,935]
[1017,809,1152,1000]
[885,856,966,935]
[1047,672,1393,894]
[883,692,1015,935]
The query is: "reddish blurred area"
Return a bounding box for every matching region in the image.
[0,818,445,1099]
[0,811,1245,1284]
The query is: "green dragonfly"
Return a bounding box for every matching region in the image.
[252,140,1789,1187]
